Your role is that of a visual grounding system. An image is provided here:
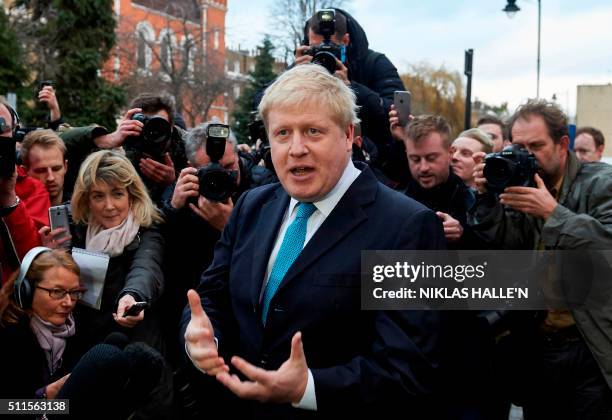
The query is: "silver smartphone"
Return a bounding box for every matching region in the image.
[394,90,412,127]
[48,205,71,248]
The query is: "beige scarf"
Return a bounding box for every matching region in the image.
[86,212,140,257]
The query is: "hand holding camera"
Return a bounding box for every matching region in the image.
[171,167,199,210]
[294,45,313,65]
[472,151,488,194]
[95,108,143,148]
[499,173,558,220]
[0,170,17,208]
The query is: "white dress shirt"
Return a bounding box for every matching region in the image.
[188,160,362,411]
[266,160,361,411]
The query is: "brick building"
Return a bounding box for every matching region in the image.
[105,0,228,125]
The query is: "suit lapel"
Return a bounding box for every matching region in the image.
[250,186,290,309]
[274,165,378,296]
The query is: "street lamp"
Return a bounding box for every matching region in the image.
[502,0,520,18]
[503,0,541,98]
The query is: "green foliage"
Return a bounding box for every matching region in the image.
[231,37,278,143]
[0,8,28,103]
[14,0,125,129]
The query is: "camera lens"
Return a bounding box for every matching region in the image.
[198,166,237,202]
[484,158,516,192]
[312,51,338,74]
[143,117,171,145]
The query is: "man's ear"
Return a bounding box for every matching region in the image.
[342,33,350,46]
[345,123,354,150]
[63,159,68,170]
[559,135,570,151]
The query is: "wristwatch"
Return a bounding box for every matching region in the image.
[0,196,20,217]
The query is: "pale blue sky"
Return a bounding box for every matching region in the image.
[226,0,612,119]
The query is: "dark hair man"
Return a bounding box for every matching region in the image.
[93,93,188,202]
[574,126,605,163]
[181,64,444,418]
[470,99,612,418]
[477,115,508,152]
[294,8,407,183]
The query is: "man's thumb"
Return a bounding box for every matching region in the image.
[289,331,305,363]
[436,211,449,221]
[534,173,546,189]
[187,289,205,320]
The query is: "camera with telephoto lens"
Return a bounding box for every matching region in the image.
[196,124,238,202]
[125,113,172,161]
[483,144,538,194]
[305,9,344,74]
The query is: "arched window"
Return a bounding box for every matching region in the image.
[135,22,155,71]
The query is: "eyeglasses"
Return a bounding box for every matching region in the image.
[35,286,86,301]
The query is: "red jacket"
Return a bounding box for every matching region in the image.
[0,167,50,284]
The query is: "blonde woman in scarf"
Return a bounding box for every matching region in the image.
[45,150,166,352]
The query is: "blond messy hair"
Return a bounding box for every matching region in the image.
[258,64,360,129]
[21,129,67,167]
[71,150,162,227]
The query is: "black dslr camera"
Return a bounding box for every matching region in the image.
[0,116,16,177]
[305,9,345,74]
[196,124,238,202]
[125,113,172,161]
[484,144,538,193]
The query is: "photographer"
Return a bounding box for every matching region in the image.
[91,93,188,203]
[160,122,273,361]
[469,100,612,418]
[0,100,50,284]
[294,8,407,183]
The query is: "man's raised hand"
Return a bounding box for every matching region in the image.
[184,289,228,376]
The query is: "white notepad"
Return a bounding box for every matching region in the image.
[72,247,110,310]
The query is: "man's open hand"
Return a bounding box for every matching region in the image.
[215,332,308,404]
[184,290,229,376]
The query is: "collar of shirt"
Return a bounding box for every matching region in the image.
[287,160,361,218]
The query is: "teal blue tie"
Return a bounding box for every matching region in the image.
[261,202,317,324]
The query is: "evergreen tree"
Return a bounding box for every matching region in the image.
[14,0,125,129]
[231,37,277,143]
[0,7,28,105]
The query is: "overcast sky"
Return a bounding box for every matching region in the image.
[226,0,612,119]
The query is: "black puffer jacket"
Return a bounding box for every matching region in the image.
[71,223,166,352]
[303,8,408,182]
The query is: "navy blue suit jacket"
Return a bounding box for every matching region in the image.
[181,164,446,418]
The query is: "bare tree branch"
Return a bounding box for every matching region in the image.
[269,0,348,60]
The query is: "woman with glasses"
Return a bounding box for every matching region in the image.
[0,248,85,399]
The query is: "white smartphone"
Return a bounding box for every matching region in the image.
[48,205,71,248]
[394,90,412,127]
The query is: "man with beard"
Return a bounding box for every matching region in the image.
[470,100,612,419]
